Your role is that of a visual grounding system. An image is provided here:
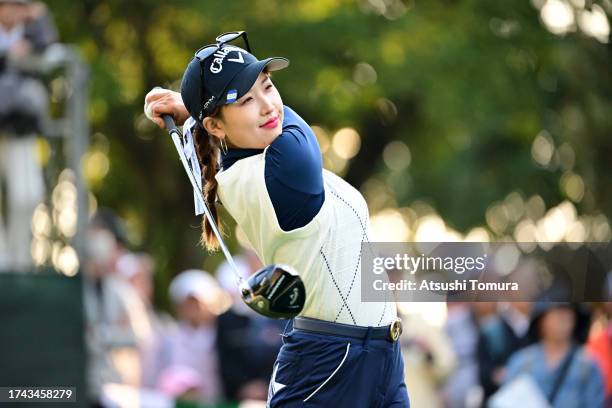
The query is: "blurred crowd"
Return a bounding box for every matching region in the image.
[439,300,611,408]
[0,0,57,270]
[84,209,286,408]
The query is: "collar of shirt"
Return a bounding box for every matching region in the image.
[217,105,300,170]
[220,147,264,171]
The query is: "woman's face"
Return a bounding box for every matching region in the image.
[0,4,28,28]
[539,307,576,342]
[177,296,216,327]
[203,72,284,149]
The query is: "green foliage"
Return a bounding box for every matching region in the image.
[47,0,612,307]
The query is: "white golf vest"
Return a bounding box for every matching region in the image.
[216,151,396,327]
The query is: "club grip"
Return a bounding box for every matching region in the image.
[162,115,178,133]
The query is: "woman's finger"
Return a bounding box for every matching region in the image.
[144,88,188,127]
[144,100,156,121]
[144,89,170,117]
[144,87,168,104]
[151,102,170,117]
[152,117,165,129]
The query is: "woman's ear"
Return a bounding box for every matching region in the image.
[202,117,225,140]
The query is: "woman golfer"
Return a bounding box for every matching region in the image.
[145,31,409,407]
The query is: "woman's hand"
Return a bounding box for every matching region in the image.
[144,87,190,129]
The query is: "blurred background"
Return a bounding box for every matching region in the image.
[0,0,610,407]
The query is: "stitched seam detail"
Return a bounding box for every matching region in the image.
[320,248,356,325]
[330,190,367,232]
[303,343,351,402]
[334,228,365,323]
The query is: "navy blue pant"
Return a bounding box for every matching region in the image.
[267,326,410,407]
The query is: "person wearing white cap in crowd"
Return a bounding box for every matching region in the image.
[162,269,229,405]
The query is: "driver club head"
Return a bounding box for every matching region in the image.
[240,264,306,319]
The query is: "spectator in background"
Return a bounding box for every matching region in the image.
[162,269,227,405]
[477,302,531,403]
[500,297,604,407]
[117,252,175,389]
[83,210,145,407]
[0,0,57,270]
[442,302,481,408]
[89,207,131,274]
[215,250,286,403]
[157,365,203,407]
[587,301,612,406]
[399,306,456,408]
[117,252,155,304]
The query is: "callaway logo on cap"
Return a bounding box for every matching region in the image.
[181,44,290,121]
[209,46,245,74]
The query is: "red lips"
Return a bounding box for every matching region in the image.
[260,116,279,129]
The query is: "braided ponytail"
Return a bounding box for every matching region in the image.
[192,120,223,251]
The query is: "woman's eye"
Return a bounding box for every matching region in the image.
[241,97,253,105]
[266,84,274,90]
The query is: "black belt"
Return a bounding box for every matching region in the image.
[293,317,403,342]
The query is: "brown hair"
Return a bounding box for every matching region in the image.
[192,70,273,250]
[192,110,223,251]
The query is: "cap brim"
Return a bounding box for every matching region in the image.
[222,57,289,105]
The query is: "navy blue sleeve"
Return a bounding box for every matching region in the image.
[264,106,325,231]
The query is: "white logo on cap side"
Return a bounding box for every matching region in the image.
[201,95,216,118]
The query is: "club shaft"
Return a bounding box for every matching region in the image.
[162,115,243,282]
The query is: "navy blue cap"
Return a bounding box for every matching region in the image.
[181,45,289,121]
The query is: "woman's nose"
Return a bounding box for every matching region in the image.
[260,95,275,115]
